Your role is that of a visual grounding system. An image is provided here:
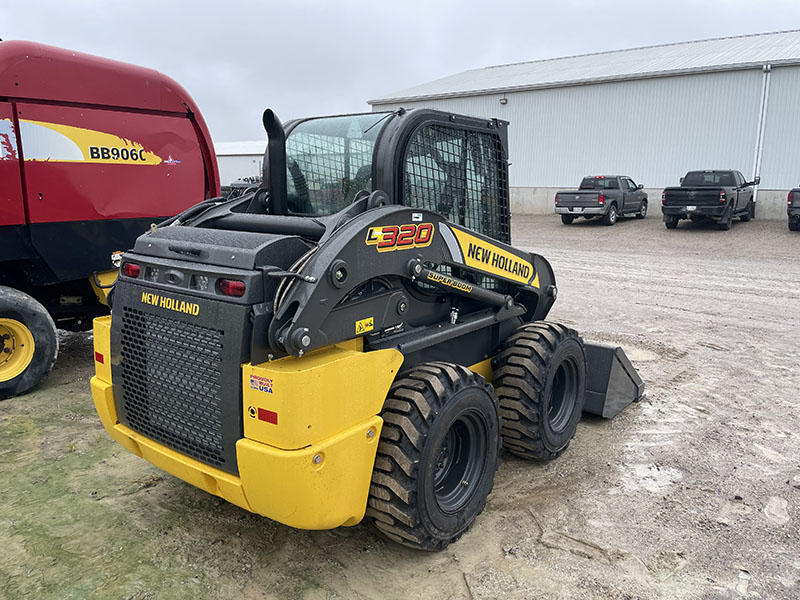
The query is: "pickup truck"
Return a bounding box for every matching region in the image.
[789,188,800,231]
[661,170,759,230]
[555,176,647,226]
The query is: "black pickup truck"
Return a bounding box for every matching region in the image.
[789,188,800,231]
[555,176,648,226]
[661,170,759,230]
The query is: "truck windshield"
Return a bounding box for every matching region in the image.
[579,177,619,190]
[682,171,734,186]
[284,113,391,215]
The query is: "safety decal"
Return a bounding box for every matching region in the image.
[365,223,434,252]
[1,118,168,165]
[449,227,539,288]
[355,317,374,335]
[249,374,274,394]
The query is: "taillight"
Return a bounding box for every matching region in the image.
[554,194,559,205]
[598,194,605,205]
[719,191,726,203]
[661,191,666,204]
[122,262,141,278]
[789,192,794,205]
[219,279,246,297]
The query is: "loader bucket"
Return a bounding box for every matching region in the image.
[582,343,644,419]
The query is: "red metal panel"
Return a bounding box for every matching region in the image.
[17,103,206,223]
[0,101,25,226]
[0,41,219,198]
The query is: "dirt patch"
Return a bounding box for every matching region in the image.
[1,214,798,599]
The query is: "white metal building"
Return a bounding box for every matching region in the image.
[368,30,800,217]
[215,141,265,187]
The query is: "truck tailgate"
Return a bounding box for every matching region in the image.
[557,191,601,208]
[663,188,721,206]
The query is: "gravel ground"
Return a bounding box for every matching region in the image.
[1,212,798,600]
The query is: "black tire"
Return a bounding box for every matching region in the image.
[717,208,732,230]
[740,200,754,222]
[665,216,679,229]
[636,201,647,219]
[789,219,800,231]
[0,286,58,400]
[602,204,617,226]
[367,362,500,551]
[561,215,574,225]
[492,322,586,460]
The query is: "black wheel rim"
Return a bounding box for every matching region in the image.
[547,358,579,432]
[433,409,487,513]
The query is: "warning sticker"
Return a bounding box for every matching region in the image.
[249,374,273,394]
[355,317,374,335]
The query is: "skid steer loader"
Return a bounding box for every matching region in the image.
[90,108,643,550]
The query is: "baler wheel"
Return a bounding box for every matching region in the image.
[493,322,586,460]
[367,362,500,551]
[0,286,58,400]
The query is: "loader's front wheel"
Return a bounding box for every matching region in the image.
[367,362,500,551]
[493,322,586,460]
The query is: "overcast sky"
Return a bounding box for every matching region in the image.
[3,1,800,142]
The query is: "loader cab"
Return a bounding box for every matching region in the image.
[265,109,511,244]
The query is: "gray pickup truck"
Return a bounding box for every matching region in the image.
[555,176,648,226]
[661,170,759,230]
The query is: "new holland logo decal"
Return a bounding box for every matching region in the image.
[448,227,539,288]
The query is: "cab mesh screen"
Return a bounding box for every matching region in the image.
[404,125,509,244]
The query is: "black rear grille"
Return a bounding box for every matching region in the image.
[119,306,227,468]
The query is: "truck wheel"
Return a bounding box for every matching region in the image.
[561,215,574,225]
[740,200,754,222]
[717,208,732,231]
[665,216,679,229]
[492,322,586,460]
[0,287,58,400]
[636,201,647,219]
[367,362,500,550]
[789,219,800,231]
[602,204,617,226]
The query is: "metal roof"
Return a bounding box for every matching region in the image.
[369,30,800,104]
[214,141,265,156]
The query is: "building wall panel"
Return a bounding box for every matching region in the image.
[374,69,764,189]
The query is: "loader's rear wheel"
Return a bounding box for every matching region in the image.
[367,362,500,551]
[493,322,586,460]
[561,215,574,225]
[0,287,58,400]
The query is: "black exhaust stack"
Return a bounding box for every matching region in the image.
[262,109,288,215]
